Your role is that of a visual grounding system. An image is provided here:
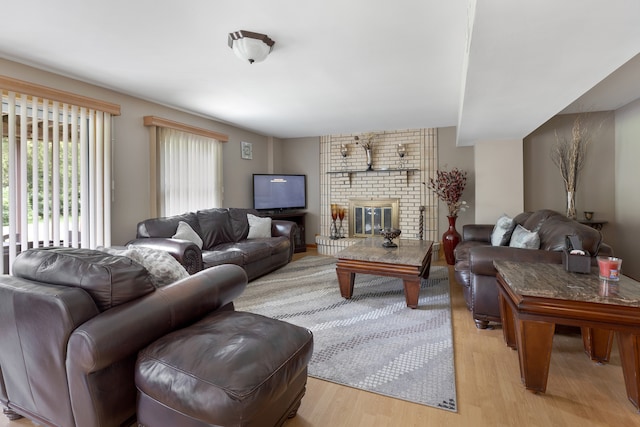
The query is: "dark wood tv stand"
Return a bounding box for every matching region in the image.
[262,211,306,253]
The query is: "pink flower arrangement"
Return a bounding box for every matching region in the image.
[427,167,468,217]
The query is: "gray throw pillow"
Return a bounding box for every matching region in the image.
[247,214,272,239]
[173,220,203,249]
[509,224,540,249]
[125,246,190,287]
[491,214,515,246]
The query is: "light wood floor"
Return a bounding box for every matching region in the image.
[3,249,639,427]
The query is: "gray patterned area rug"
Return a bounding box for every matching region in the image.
[234,256,457,412]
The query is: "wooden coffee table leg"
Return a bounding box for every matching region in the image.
[515,319,555,393]
[402,277,420,309]
[498,292,517,350]
[336,268,355,299]
[581,327,614,363]
[617,332,640,410]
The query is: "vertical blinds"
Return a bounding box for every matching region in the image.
[157,127,222,216]
[1,90,112,274]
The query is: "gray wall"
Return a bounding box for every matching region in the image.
[523,112,616,245]
[436,127,476,233]
[280,137,321,246]
[1,58,272,245]
[6,57,639,279]
[614,98,640,279]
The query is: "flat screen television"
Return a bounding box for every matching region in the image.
[253,174,307,211]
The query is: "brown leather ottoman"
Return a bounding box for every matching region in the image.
[135,310,313,427]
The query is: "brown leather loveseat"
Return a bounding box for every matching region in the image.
[454,209,614,329]
[128,208,297,280]
[0,247,278,426]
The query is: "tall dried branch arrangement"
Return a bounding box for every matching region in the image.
[550,115,591,194]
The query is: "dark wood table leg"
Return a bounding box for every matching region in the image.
[616,332,640,410]
[402,277,420,309]
[515,318,555,393]
[581,327,615,364]
[336,267,355,299]
[498,292,517,349]
[420,254,432,279]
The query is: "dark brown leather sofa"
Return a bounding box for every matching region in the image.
[128,208,297,280]
[0,247,249,427]
[454,209,614,329]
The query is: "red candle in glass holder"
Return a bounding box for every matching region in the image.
[597,256,622,281]
[338,208,345,221]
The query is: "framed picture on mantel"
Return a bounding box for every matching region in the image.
[241,141,253,160]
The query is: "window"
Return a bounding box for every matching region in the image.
[144,116,227,217]
[1,76,120,274]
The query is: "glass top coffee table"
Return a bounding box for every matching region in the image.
[494,260,640,410]
[334,237,433,309]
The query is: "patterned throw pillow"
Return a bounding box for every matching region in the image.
[172,220,203,249]
[508,225,540,249]
[125,246,190,287]
[491,214,515,246]
[247,214,272,239]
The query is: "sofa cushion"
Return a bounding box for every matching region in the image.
[261,235,291,255]
[228,208,259,241]
[197,208,235,249]
[509,225,540,249]
[137,212,201,239]
[537,216,601,253]
[173,220,203,249]
[247,214,272,239]
[12,247,155,311]
[201,248,244,269]
[213,241,271,264]
[520,209,557,233]
[491,214,515,246]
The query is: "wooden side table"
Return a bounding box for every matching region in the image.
[494,260,640,410]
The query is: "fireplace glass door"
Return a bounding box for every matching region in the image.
[349,199,399,238]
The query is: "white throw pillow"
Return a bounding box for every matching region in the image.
[126,246,190,287]
[509,225,540,249]
[172,220,203,249]
[247,213,272,239]
[491,214,515,246]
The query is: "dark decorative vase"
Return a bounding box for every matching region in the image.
[442,215,461,265]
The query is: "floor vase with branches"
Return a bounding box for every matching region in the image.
[551,115,590,220]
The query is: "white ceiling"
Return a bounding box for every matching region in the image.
[0,1,639,145]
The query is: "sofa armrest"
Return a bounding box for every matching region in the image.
[65,264,246,426]
[272,220,298,261]
[597,242,614,257]
[0,277,100,426]
[469,246,563,277]
[462,224,494,242]
[127,237,203,274]
[67,264,247,373]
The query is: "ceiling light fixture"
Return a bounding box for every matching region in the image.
[228,30,275,64]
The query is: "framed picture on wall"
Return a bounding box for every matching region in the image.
[241,141,253,160]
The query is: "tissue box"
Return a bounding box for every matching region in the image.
[562,249,591,274]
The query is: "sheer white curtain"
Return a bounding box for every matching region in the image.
[1,90,113,274]
[157,127,222,216]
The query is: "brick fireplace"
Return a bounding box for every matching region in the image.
[316,129,439,255]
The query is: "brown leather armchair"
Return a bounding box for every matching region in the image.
[454,210,614,329]
[0,247,247,427]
